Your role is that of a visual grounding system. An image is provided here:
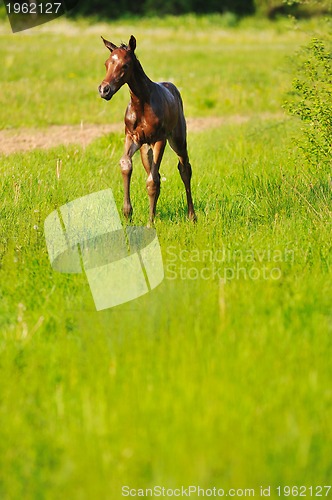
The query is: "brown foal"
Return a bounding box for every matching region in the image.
[98,35,196,223]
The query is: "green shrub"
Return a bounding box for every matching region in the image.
[285,37,332,173]
[254,0,331,18]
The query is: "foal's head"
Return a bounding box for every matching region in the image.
[98,35,136,101]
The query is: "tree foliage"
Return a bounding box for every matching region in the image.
[73,0,256,17]
[68,0,332,18]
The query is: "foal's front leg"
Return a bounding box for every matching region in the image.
[120,135,140,218]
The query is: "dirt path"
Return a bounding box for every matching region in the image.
[0,114,282,155]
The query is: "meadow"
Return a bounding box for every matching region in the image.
[0,13,332,499]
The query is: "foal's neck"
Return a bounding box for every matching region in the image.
[128,57,154,106]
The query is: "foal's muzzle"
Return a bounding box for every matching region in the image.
[98,83,113,100]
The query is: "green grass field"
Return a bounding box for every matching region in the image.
[1,14,332,500]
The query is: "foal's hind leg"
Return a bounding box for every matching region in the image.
[140,140,166,223]
[177,154,196,221]
[169,134,196,221]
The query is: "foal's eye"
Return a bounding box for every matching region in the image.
[123,64,129,70]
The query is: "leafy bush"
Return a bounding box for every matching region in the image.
[285,38,332,173]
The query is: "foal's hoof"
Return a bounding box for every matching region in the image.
[123,207,133,220]
[189,212,197,223]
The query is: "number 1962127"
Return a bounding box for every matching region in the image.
[6,2,62,14]
[276,486,332,496]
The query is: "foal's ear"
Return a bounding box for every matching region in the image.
[128,35,136,52]
[101,36,117,52]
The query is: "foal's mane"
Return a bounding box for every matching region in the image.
[119,43,148,80]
